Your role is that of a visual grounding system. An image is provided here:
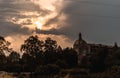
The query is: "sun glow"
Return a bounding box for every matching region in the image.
[35,21,43,29]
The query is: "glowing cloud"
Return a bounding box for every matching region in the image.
[3,0,70,52]
[7,0,67,31]
[35,21,42,29]
[30,0,67,30]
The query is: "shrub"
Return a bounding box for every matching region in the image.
[35,64,60,75]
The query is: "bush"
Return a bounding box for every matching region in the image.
[6,64,22,73]
[35,64,60,75]
[55,60,68,68]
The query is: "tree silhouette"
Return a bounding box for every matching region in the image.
[44,37,58,52]
[0,36,11,54]
[0,36,12,65]
[43,37,59,64]
[62,48,78,68]
[20,35,44,71]
[21,35,43,57]
[8,51,20,64]
[91,47,109,71]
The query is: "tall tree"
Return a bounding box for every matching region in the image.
[0,36,11,54]
[8,51,20,64]
[21,35,43,57]
[44,37,58,52]
[20,35,44,69]
[0,36,11,64]
[43,37,59,64]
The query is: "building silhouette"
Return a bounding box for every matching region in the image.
[73,33,119,65]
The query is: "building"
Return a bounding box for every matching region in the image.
[73,33,90,64]
[73,33,118,64]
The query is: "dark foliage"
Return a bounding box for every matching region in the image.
[90,47,109,72]
[35,64,60,75]
[0,34,120,77]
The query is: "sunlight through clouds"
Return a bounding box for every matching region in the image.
[1,0,70,52]
[6,0,67,31]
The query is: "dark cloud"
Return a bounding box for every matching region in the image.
[1,0,120,47]
[0,21,30,37]
[60,0,120,45]
[36,28,64,35]
[40,0,120,46]
[0,0,52,21]
[0,0,52,37]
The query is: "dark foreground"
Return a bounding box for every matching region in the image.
[0,66,120,78]
[0,35,120,78]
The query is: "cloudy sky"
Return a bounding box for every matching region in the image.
[1,0,120,51]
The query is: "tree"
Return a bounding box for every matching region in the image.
[0,36,11,54]
[91,47,109,71]
[8,51,20,64]
[21,35,43,57]
[62,48,78,68]
[44,37,58,52]
[43,37,59,64]
[0,36,11,65]
[20,35,44,71]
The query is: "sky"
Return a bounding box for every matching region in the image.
[1,0,120,51]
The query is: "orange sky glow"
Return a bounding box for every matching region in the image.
[4,0,72,52]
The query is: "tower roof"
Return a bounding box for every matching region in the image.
[79,32,82,40]
[73,33,87,48]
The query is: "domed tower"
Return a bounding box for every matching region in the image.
[73,33,90,64]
